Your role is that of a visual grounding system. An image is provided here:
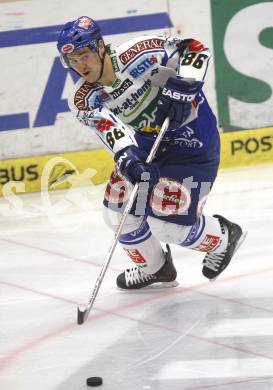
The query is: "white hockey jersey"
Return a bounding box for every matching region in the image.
[68,35,216,156]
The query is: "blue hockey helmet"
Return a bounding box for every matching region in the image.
[57,16,103,67]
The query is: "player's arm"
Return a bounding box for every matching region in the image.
[76,106,135,154]
[176,38,211,81]
[164,37,211,81]
[155,38,210,130]
[75,106,160,186]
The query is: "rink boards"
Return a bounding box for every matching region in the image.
[1,0,272,199]
[220,126,273,168]
[0,126,272,196]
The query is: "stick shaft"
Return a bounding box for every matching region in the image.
[77,117,170,324]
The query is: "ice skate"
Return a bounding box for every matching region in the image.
[202,214,247,280]
[117,244,178,290]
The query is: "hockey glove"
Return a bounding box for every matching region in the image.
[114,145,160,187]
[155,77,203,130]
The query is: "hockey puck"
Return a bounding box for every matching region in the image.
[86,377,103,387]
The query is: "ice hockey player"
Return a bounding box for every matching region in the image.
[57,16,246,289]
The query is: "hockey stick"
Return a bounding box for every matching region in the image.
[77,116,170,325]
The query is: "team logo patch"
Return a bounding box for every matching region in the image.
[119,38,165,65]
[111,79,152,117]
[124,249,146,264]
[104,170,132,204]
[61,43,75,54]
[94,118,114,132]
[88,90,111,109]
[150,177,191,216]
[78,16,93,30]
[78,111,96,126]
[188,39,206,52]
[110,78,133,99]
[74,82,102,110]
[172,137,203,149]
[194,234,220,252]
[111,56,120,72]
[129,56,158,79]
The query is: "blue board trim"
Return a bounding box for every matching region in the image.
[0,113,29,132]
[0,13,173,48]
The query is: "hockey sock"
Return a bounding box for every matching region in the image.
[180,215,229,253]
[119,219,165,274]
[103,207,165,274]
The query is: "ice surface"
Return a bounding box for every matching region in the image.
[0,164,273,390]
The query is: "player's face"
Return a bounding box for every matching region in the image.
[67,47,102,83]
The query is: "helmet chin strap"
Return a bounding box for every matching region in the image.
[95,48,106,84]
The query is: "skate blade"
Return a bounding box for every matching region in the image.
[117,280,179,292]
[209,230,248,283]
[234,230,248,254]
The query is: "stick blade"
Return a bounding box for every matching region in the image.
[77,307,89,325]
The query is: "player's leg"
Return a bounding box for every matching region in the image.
[145,154,245,279]
[102,171,177,289]
[200,214,246,279]
[103,207,177,289]
[148,213,246,279]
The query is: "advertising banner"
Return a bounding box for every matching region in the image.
[0,149,114,197]
[211,0,273,130]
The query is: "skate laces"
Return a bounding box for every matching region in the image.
[203,250,227,271]
[125,266,154,287]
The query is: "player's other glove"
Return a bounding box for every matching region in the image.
[155,77,203,130]
[114,145,160,186]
